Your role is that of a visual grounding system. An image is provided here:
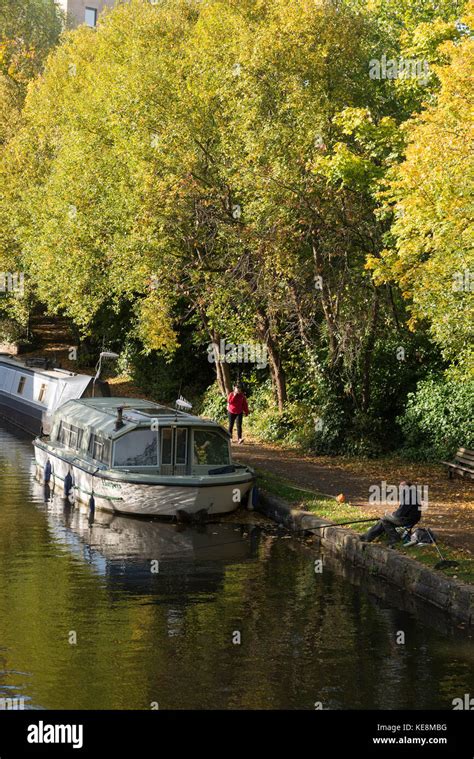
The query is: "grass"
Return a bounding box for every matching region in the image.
[397,544,474,585]
[256,468,376,530]
[256,468,474,585]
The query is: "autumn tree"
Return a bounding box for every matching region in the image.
[1,0,470,451]
[0,0,63,333]
[369,5,474,375]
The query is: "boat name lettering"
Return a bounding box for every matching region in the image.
[103,481,122,490]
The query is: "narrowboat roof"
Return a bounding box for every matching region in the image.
[53,397,227,439]
[0,354,90,383]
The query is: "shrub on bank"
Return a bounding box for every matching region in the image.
[397,375,474,461]
[198,381,228,423]
[197,370,474,463]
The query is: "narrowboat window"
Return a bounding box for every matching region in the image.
[102,438,111,464]
[193,431,230,465]
[161,428,173,465]
[93,438,103,461]
[38,383,48,403]
[113,430,158,466]
[175,428,188,465]
[17,376,26,395]
[84,7,97,27]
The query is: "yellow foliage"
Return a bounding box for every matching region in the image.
[136,294,180,355]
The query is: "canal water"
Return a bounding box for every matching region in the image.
[0,421,472,710]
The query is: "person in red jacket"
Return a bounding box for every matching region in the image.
[227,383,249,444]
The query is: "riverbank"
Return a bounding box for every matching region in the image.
[253,474,474,624]
[235,439,474,554]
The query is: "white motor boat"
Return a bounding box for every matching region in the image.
[33,397,255,519]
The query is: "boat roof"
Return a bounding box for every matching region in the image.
[0,354,91,383]
[53,397,226,438]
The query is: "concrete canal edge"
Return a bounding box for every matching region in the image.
[256,490,474,625]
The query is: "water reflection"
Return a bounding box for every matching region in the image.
[37,482,261,598]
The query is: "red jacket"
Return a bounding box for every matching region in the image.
[227,392,249,415]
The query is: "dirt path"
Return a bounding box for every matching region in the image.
[234,439,474,554]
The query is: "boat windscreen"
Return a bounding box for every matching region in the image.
[193,431,230,466]
[113,429,158,466]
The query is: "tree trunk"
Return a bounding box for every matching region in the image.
[312,239,339,368]
[211,331,232,396]
[289,286,322,383]
[197,304,232,398]
[256,310,287,411]
[361,290,379,413]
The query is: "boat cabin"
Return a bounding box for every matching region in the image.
[47,398,232,476]
[0,355,107,434]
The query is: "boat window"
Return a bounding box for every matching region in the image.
[161,428,173,465]
[57,422,65,445]
[113,429,158,466]
[37,383,48,403]
[88,434,111,465]
[69,426,83,450]
[175,428,188,465]
[58,422,69,447]
[193,431,230,465]
[17,377,26,395]
[58,422,83,451]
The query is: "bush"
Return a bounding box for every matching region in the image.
[198,382,228,423]
[197,370,473,462]
[243,381,320,449]
[0,318,26,344]
[398,375,474,460]
[249,401,315,447]
[338,411,386,458]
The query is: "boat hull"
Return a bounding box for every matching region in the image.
[0,392,44,435]
[34,445,254,518]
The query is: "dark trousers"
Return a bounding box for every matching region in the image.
[228,412,243,439]
[362,514,417,545]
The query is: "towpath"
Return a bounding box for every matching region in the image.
[234,440,474,554]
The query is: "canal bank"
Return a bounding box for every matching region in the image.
[257,491,474,625]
